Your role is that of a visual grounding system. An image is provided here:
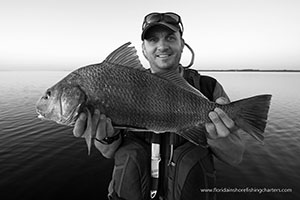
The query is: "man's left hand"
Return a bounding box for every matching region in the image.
[205,97,237,139]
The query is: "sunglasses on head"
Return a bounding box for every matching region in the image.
[142,12,184,33]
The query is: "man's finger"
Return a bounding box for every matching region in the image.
[95,114,107,140]
[214,107,235,130]
[106,118,115,137]
[215,97,229,105]
[205,122,217,139]
[73,113,87,137]
[209,111,230,138]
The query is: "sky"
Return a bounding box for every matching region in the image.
[0,0,300,71]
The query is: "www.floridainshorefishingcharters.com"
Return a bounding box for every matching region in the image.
[200,187,293,194]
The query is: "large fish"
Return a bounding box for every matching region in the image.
[36,42,272,154]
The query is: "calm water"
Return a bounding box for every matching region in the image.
[0,71,299,200]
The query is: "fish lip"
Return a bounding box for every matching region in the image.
[36,109,45,119]
[37,114,45,119]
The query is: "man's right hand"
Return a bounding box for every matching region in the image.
[73,109,121,157]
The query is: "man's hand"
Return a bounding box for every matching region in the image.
[205,97,237,139]
[73,109,119,155]
[73,109,116,139]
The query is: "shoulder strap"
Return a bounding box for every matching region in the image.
[183,69,216,101]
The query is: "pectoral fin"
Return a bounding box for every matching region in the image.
[83,131,93,155]
[81,109,95,155]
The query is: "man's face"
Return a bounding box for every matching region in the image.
[143,26,184,73]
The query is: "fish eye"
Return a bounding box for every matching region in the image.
[44,90,51,100]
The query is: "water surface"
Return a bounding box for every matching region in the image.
[0,71,299,200]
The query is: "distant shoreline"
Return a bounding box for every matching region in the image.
[197,69,300,72]
[0,69,300,72]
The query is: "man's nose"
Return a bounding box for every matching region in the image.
[156,39,169,51]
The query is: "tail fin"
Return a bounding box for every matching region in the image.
[232,94,272,143]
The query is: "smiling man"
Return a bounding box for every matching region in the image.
[73,12,245,200]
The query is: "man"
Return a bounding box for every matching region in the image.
[73,12,245,200]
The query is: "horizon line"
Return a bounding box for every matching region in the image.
[1,69,300,72]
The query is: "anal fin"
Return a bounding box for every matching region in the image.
[178,126,208,147]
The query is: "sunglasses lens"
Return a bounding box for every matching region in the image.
[164,13,180,24]
[142,12,184,34]
[145,13,161,23]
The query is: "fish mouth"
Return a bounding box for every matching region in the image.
[36,109,53,122]
[36,111,53,122]
[36,109,46,119]
[37,113,44,119]
[36,103,82,126]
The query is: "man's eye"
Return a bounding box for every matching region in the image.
[167,36,176,41]
[148,37,158,42]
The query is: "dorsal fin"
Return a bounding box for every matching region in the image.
[104,42,147,71]
[156,70,208,99]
